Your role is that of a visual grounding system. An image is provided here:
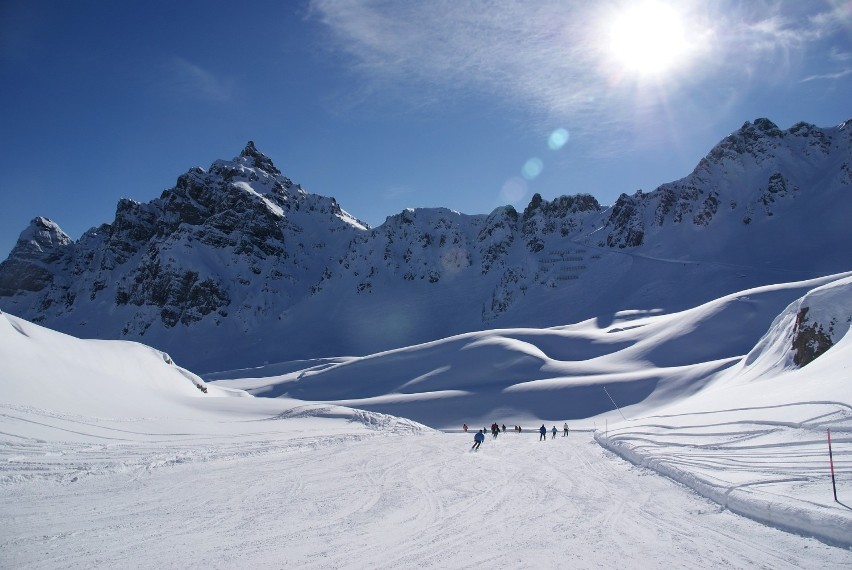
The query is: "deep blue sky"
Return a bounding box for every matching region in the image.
[1,0,850,258]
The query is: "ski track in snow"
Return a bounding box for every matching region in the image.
[595,402,852,547]
[2,431,849,569]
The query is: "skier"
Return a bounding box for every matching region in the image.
[501,424,506,433]
[472,429,485,451]
[563,423,569,437]
[551,426,557,439]
[539,424,547,441]
[463,423,468,433]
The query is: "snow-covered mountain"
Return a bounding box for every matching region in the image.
[1,119,850,372]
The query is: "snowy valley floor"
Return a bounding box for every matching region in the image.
[2,429,850,569]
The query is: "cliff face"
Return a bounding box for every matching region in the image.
[1,119,850,372]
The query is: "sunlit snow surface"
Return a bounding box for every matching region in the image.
[1,274,851,566]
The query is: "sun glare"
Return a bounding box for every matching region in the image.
[608,1,690,77]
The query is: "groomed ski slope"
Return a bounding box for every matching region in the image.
[2,428,849,569]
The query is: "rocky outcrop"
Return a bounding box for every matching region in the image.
[791,307,834,367]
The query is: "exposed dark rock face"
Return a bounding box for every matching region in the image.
[791,307,834,367]
[605,194,645,248]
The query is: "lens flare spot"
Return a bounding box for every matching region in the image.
[548,128,570,150]
[500,176,528,203]
[522,158,543,180]
[440,248,471,275]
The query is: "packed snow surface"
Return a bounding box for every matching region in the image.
[1,272,851,566]
[3,431,849,569]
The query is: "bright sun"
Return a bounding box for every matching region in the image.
[608,1,690,77]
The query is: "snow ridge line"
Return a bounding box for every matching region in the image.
[593,431,852,548]
[267,405,430,434]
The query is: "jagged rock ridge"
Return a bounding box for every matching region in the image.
[0,119,850,371]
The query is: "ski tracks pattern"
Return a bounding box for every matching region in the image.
[1,432,850,568]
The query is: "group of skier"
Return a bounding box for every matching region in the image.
[468,421,570,450]
[538,423,570,440]
[463,423,506,437]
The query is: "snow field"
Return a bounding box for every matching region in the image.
[2,431,849,569]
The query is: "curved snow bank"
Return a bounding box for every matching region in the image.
[594,403,852,547]
[268,402,426,434]
[592,277,852,547]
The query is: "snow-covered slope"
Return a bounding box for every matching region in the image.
[207,272,852,427]
[0,307,424,453]
[1,119,850,372]
[1,271,850,561]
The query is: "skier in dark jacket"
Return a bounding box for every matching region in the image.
[539,424,547,441]
[472,430,485,450]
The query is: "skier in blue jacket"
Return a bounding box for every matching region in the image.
[539,424,547,441]
[472,429,485,450]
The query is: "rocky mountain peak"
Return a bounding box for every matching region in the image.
[0,217,73,296]
[705,118,790,165]
[742,118,783,137]
[238,140,281,176]
[14,217,72,257]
